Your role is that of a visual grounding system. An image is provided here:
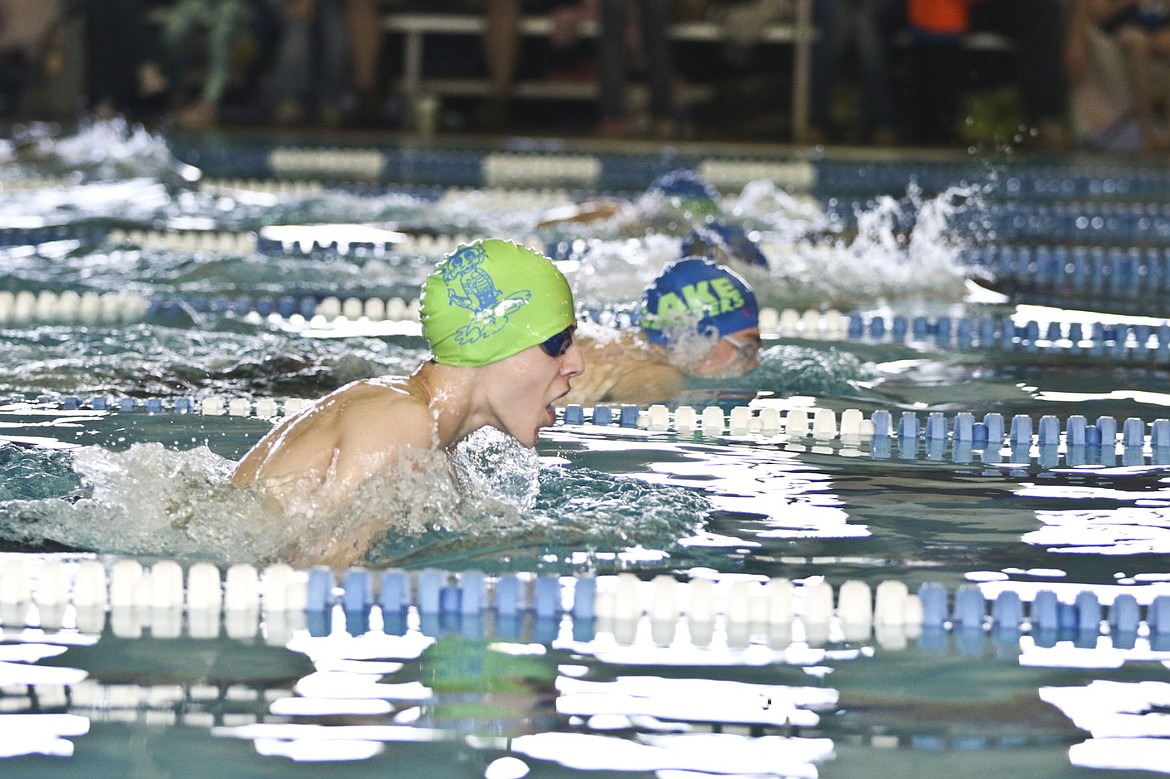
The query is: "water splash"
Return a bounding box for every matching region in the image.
[0,444,83,501]
[0,430,710,569]
[741,344,874,397]
[240,189,432,232]
[740,183,984,312]
[377,429,710,569]
[728,178,829,240]
[453,427,543,511]
[565,234,682,308]
[547,182,984,314]
[0,119,191,182]
[534,466,709,547]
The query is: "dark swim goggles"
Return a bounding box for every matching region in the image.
[539,324,576,357]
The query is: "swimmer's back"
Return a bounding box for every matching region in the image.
[231,377,434,493]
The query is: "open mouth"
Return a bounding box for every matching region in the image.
[547,387,571,425]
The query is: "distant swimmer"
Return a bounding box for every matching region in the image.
[537,168,724,232]
[231,239,584,567]
[563,256,762,405]
[681,221,770,269]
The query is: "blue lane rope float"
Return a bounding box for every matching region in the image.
[815,159,1170,199]
[824,197,1170,242]
[4,557,1170,648]
[214,147,1170,230]
[761,307,1170,366]
[0,224,110,249]
[108,226,507,258]
[0,224,428,255]
[975,201,1170,244]
[8,393,1170,469]
[65,214,1170,267]
[173,141,1170,198]
[4,173,1170,273]
[964,243,1170,299]
[7,286,1170,369]
[142,293,424,324]
[5,393,1170,449]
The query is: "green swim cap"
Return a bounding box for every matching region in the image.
[420,239,575,367]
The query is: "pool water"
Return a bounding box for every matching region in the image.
[0,121,1169,777]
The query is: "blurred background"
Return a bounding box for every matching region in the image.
[2,0,1118,152]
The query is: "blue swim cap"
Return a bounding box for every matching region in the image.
[681,222,768,268]
[641,257,759,346]
[645,169,721,217]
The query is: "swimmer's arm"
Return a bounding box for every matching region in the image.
[537,199,626,227]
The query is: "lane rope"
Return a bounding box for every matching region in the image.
[2,557,1167,644]
[5,394,1170,469]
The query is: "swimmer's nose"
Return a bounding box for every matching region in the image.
[562,340,585,377]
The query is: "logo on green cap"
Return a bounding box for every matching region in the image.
[441,243,532,345]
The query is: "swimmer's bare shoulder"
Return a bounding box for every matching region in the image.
[561,328,685,405]
[231,376,437,493]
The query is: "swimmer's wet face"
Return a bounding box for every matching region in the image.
[420,238,583,446]
[480,334,585,447]
[688,327,762,379]
[723,332,761,363]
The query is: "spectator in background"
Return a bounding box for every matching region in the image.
[0,0,66,117]
[343,0,596,130]
[85,0,147,120]
[158,0,256,129]
[805,0,898,145]
[1065,0,1170,152]
[596,0,674,138]
[266,0,348,126]
[905,0,982,145]
[969,0,1070,150]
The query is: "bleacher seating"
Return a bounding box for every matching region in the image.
[381,4,816,139]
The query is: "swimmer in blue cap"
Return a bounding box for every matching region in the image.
[562,257,762,405]
[681,222,769,269]
[640,257,762,376]
[641,169,722,218]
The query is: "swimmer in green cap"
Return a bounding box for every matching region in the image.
[232,239,583,563]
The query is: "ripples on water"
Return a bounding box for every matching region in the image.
[0,322,424,397]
